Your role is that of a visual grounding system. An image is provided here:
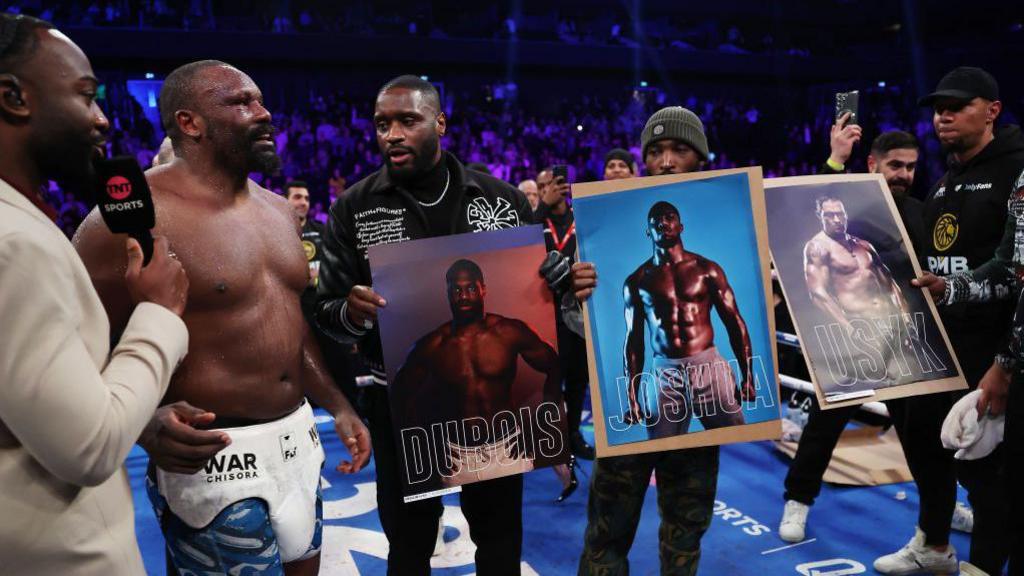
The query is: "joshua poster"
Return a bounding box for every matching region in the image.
[573,167,781,457]
[369,226,569,501]
[765,173,965,409]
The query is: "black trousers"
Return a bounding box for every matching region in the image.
[366,386,524,576]
[783,327,1009,573]
[558,324,589,434]
[782,396,956,527]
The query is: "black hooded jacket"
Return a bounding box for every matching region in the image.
[314,151,532,385]
[923,124,1024,331]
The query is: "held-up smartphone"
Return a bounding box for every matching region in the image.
[835,90,860,126]
[552,164,569,183]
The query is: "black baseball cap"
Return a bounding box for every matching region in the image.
[918,66,999,106]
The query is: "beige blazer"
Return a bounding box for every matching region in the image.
[0,179,188,575]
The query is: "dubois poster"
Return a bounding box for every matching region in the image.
[765,174,965,409]
[573,168,781,457]
[369,226,569,501]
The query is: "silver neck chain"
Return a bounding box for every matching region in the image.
[418,169,451,207]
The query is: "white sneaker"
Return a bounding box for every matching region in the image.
[951,502,974,533]
[873,527,958,575]
[432,517,445,557]
[779,500,809,543]
[959,561,989,576]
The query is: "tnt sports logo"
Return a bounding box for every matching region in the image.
[105,176,132,200]
[303,240,317,261]
[933,213,958,252]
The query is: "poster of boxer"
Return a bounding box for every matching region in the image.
[369,226,569,502]
[765,173,965,409]
[572,168,781,457]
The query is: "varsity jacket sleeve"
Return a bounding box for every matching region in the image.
[315,196,369,343]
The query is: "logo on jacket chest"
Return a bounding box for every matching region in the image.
[466,197,519,231]
[933,213,958,252]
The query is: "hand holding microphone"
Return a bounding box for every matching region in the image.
[94,156,188,316]
[126,236,189,316]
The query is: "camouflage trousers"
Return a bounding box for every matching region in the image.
[578,446,719,576]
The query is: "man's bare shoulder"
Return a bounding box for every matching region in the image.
[143,162,182,195]
[252,181,302,227]
[481,313,510,329]
[688,253,734,284]
[689,252,721,271]
[804,232,832,258]
[73,206,115,246]
[414,324,448,351]
[251,179,282,205]
[625,258,655,287]
[850,235,877,252]
[490,314,544,343]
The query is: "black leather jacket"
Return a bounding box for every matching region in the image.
[315,151,532,385]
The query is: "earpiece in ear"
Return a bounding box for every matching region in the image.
[4,88,24,106]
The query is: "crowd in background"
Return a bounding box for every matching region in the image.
[46,75,987,239]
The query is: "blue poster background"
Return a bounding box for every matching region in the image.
[574,172,779,446]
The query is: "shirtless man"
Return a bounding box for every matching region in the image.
[804,194,911,385]
[393,259,561,486]
[73,60,369,576]
[623,200,755,438]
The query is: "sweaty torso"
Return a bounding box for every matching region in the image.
[149,169,309,420]
[421,314,522,427]
[807,231,891,317]
[630,254,716,359]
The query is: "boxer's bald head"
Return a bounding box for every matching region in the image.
[160,60,279,173]
[646,201,683,247]
[160,60,226,141]
[446,259,486,322]
[648,201,679,221]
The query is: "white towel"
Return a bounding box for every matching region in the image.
[940,390,1004,461]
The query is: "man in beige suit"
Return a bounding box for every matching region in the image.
[0,14,192,575]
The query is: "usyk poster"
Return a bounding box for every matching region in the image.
[765,174,965,409]
[369,226,569,502]
[573,168,782,457]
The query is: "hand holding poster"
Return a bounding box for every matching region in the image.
[369,226,568,501]
[573,168,782,457]
[764,173,965,408]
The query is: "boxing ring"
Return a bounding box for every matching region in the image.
[127,330,968,575]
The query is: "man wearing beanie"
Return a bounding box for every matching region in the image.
[574,106,717,576]
[641,106,710,174]
[603,148,636,180]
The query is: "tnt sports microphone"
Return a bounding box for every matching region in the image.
[93,156,156,265]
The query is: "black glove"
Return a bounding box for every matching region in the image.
[539,250,572,295]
